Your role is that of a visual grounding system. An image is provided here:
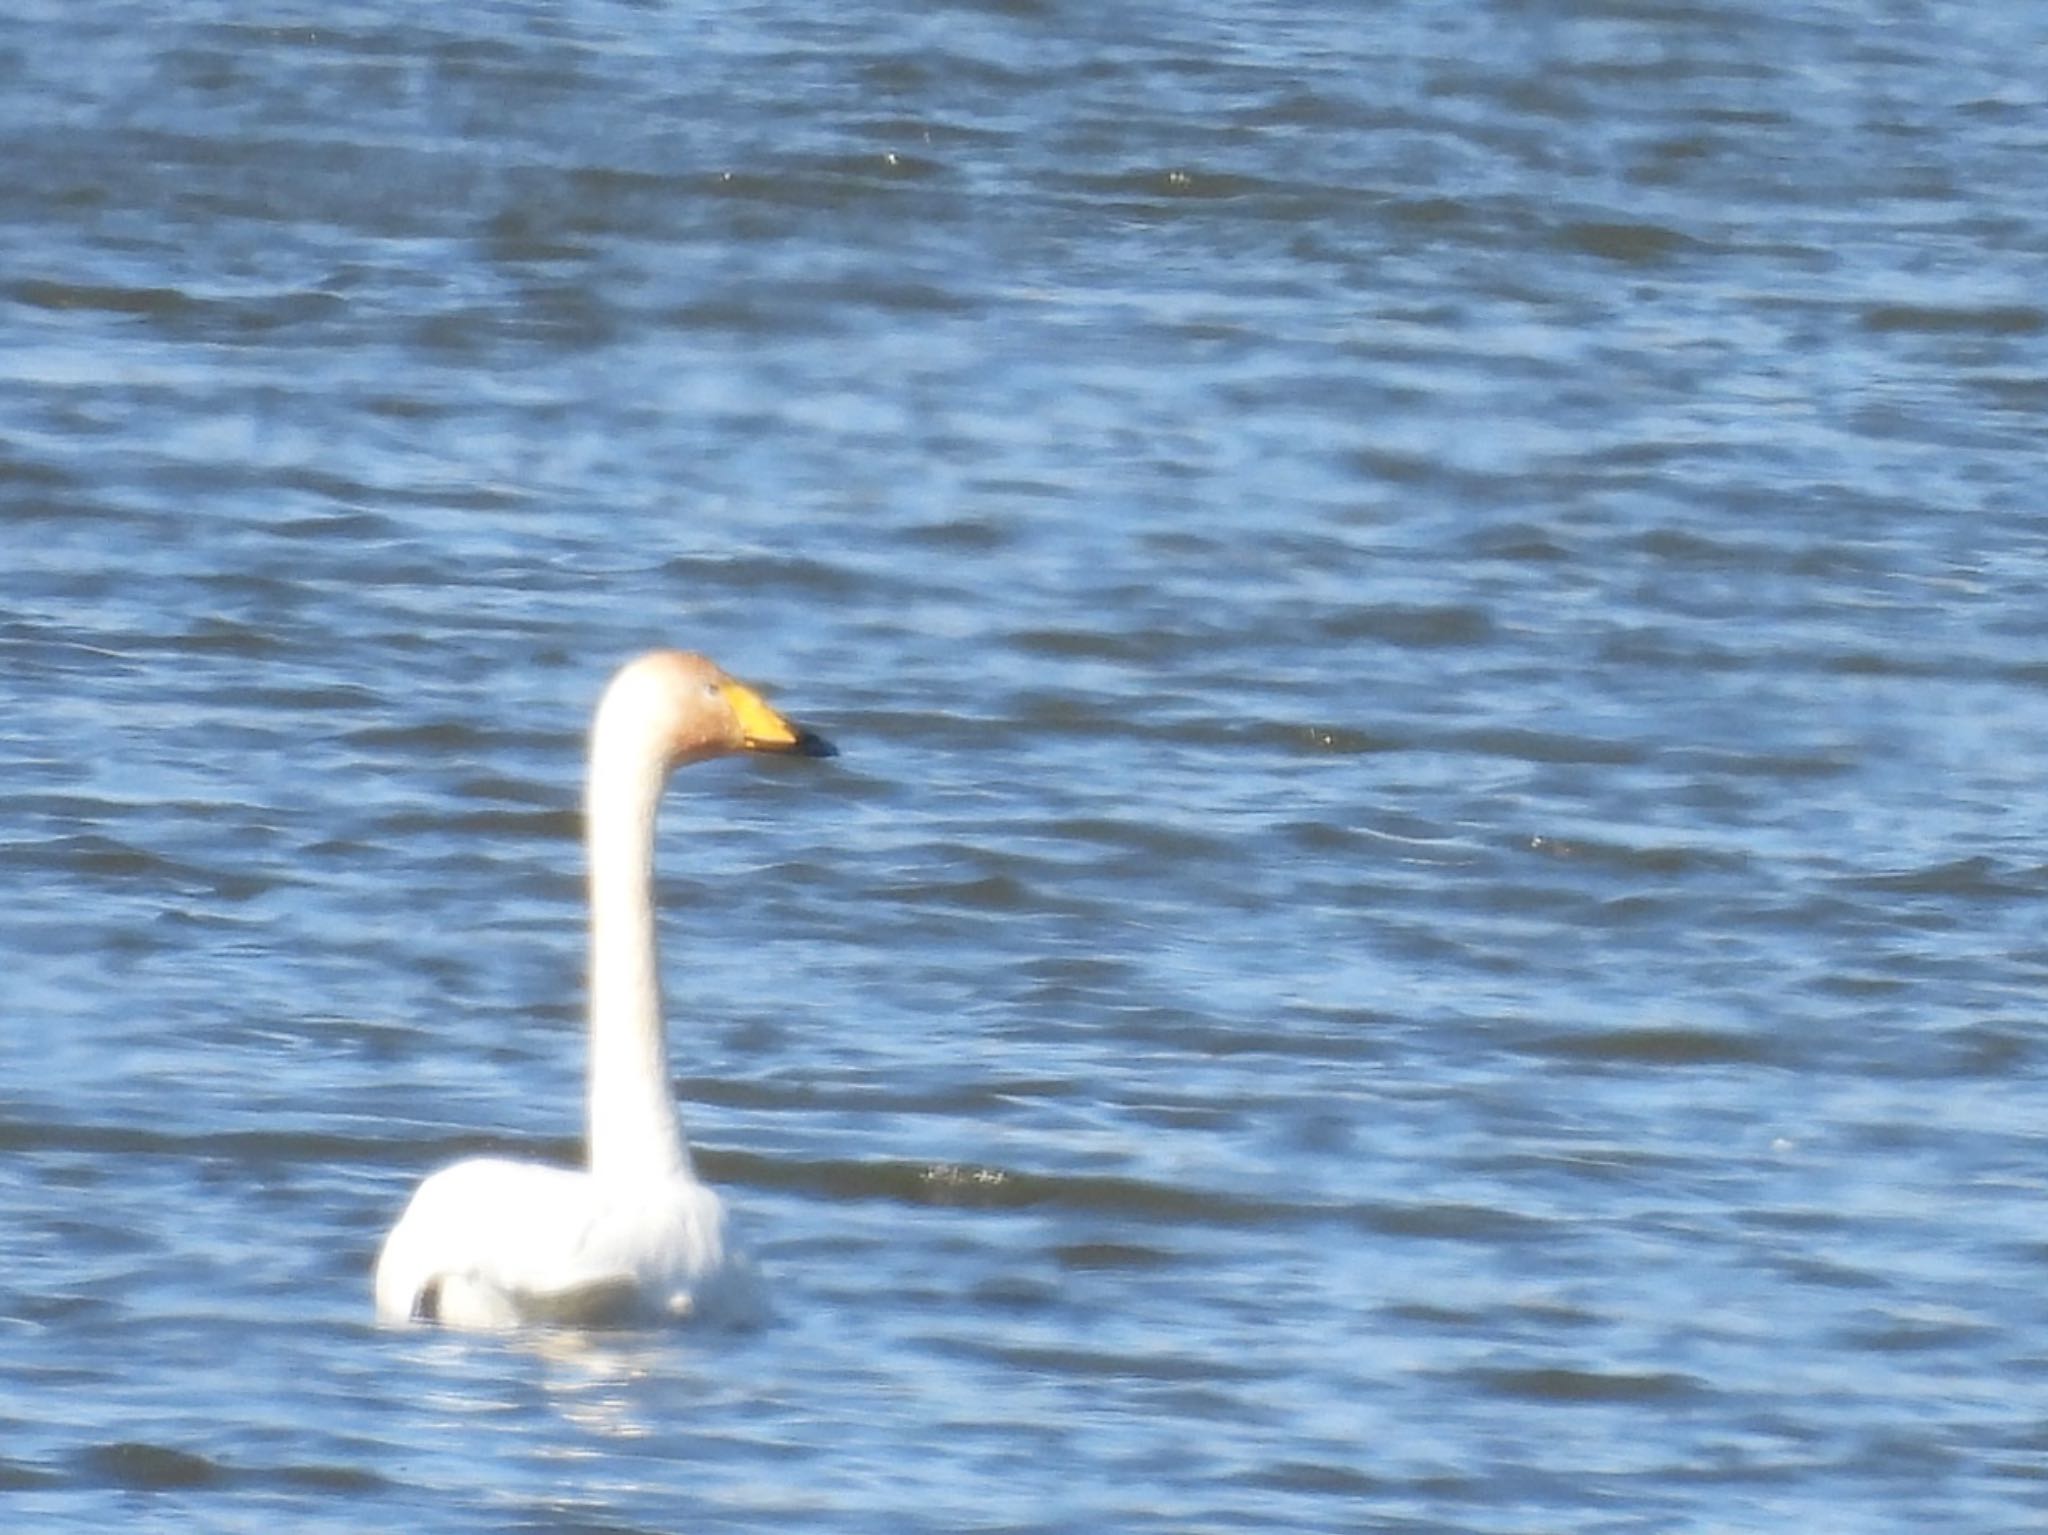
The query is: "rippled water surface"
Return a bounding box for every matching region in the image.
[6,2,2048,1530]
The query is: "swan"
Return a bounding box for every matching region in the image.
[373,650,834,1329]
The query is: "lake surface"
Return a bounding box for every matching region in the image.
[5,2,2047,1530]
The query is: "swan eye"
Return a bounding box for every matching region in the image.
[704,681,723,701]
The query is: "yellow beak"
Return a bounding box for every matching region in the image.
[723,680,837,758]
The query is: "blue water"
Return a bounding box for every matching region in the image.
[5,3,2047,1531]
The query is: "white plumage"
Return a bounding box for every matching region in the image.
[373,651,833,1329]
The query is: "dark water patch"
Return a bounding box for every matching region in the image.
[1835,1307,1990,1354]
[804,148,951,185]
[1663,744,1858,781]
[1245,1460,1390,1497]
[1355,1200,1556,1244]
[1838,855,2037,901]
[686,1072,1070,1118]
[725,1152,1152,1215]
[74,1436,383,1497]
[188,287,352,340]
[276,468,528,514]
[710,1149,1386,1232]
[975,1340,1263,1384]
[8,1290,120,1329]
[1970,371,2048,412]
[1507,1294,1603,1330]
[660,550,871,601]
[339,719,512,755]
[1041,812,1235,862]
[1739,1203,1856,1236]
[1837,1427,1970,1485]
[1449,727,1648,767]
[1556,219,1696,264]
[1053,1240,1174,1271]
[1015,952,1140,990]
[1517,1026,1773,1068]
[967,1272,1061,1312]
[1760,1248,1888,1292]
[360,390,462,423]
[883,869,1036,913]
[1128,1098,1240,1133]
[13,831,191,884]
[1112,714,1402,755]
[415,295,619,357]
[1005,625,1186,665]
[230,681,390,713]
[1925,1023,2033,1078]
[1822,647,1965,680]
[1281,723,1400,755]
[1595,626,1755,674]
[1520,833,1744,878]
[1160,1011,1396,1066]
[899,514,1015,552]
[1465,519,1571,562]
[1463,1366,1704,1405]
[1316,602,1494,648]
[79,1440,225,1490]
[1821,1014,2043,1082]
[689,166,891,213]
[498,1518,677,1535]
[452,773,559,807]
[266,1460,390,1493]
[8,277,198,317]
[1279,817,1382,855]
[269,507,411,541]
[0,1454,60,1490]
[1344,445,1517,497]
[1632,526,1776,567]
[0,445,80,490]
[1050,167,1300,211]
[63,127,496,239]
[850,108,1021,151]
[1862,302,2047,336]
[376,805,570,842]
[1799,960,1916,997]
[961,472,1074,503]
[1382,193,1493,234]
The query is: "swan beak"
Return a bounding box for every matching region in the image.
[726,681,838,758]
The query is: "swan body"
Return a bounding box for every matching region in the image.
[373,650,834,1330]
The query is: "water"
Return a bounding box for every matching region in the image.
[5,2,2047,1530]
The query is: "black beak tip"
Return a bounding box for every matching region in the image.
[794,728,838,759]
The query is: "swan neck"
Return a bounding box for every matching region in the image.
[584,725,690,1182]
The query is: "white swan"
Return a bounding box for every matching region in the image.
[373,650,834,1329]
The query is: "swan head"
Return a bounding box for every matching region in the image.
[595,651,836,770]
